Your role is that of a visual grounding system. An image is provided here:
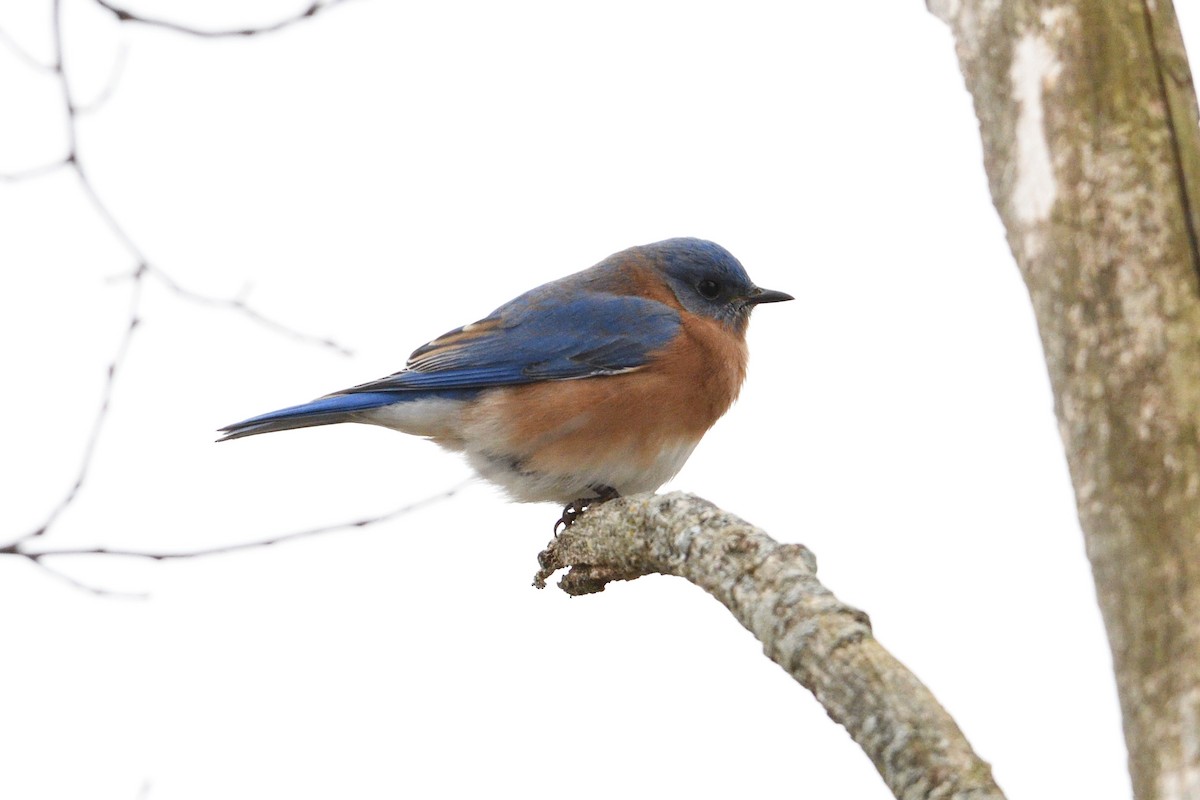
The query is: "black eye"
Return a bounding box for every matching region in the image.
[697,279,721,299]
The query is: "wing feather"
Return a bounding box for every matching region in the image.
[342,293,680,395]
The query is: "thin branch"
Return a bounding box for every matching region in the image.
[92,0,353,38]
[0,158,70,182]
[5,480,469,563]
[25,556,148,599]
[71,161,147,263]
[21,275,143,543]
[536,492,1006,800]
[145,265,354,356]
[51,0,76,155]
[0,24,55,72]
[4,0,359,556]
[74,42,129,116]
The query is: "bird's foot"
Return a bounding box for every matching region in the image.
[554,503,583,535]
[554,485,620,535]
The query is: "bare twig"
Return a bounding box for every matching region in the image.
[144,265,354,356]
[0,24,55,72]
[536,492,1006,800]
[92,0,353,38]
[10,480,467,563]
[5,0,357,554]
[21,274,143,543]
[74,42,129,116]
[51,0,76,153]
[0,159,71,182]
[24,556,149,600]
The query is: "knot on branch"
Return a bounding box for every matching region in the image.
[532,491,823,597]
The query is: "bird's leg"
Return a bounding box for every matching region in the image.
[554,502,583,535]
[590,484,620,504]
[554,484,621,534]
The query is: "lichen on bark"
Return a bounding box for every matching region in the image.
[537,492,1006,800]
[929,2,1200,797]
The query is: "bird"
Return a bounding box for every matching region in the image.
[219,238,791,527]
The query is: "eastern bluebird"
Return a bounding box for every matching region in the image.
[219,238,791,522]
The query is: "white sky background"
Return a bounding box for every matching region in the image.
[3,1,1192,797]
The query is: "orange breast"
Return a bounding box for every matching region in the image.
[460,313,748,479]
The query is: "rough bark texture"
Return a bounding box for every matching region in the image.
[536,492,1005,800]
[928,2,1200,798]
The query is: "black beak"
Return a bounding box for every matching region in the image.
[745,287,794,306]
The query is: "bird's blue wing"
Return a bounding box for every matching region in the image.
[342,292,681,394]
[218,291,680,441]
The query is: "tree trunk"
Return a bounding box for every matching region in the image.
[928,2,1200,797]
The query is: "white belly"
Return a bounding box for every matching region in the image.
[361,396,700,504]
[463,436,699,504]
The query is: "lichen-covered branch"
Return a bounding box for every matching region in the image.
[928,2,1200,798]
[536,492,1005,800]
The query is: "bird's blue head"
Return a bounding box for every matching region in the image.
[647,238,792,331]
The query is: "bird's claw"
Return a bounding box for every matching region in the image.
[554,485,620,535]
[554,503,582,535]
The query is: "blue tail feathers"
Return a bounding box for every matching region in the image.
[218,392,408,441]
[218,388,483,441]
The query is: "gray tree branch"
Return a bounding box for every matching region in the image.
[536,492,1006,800]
